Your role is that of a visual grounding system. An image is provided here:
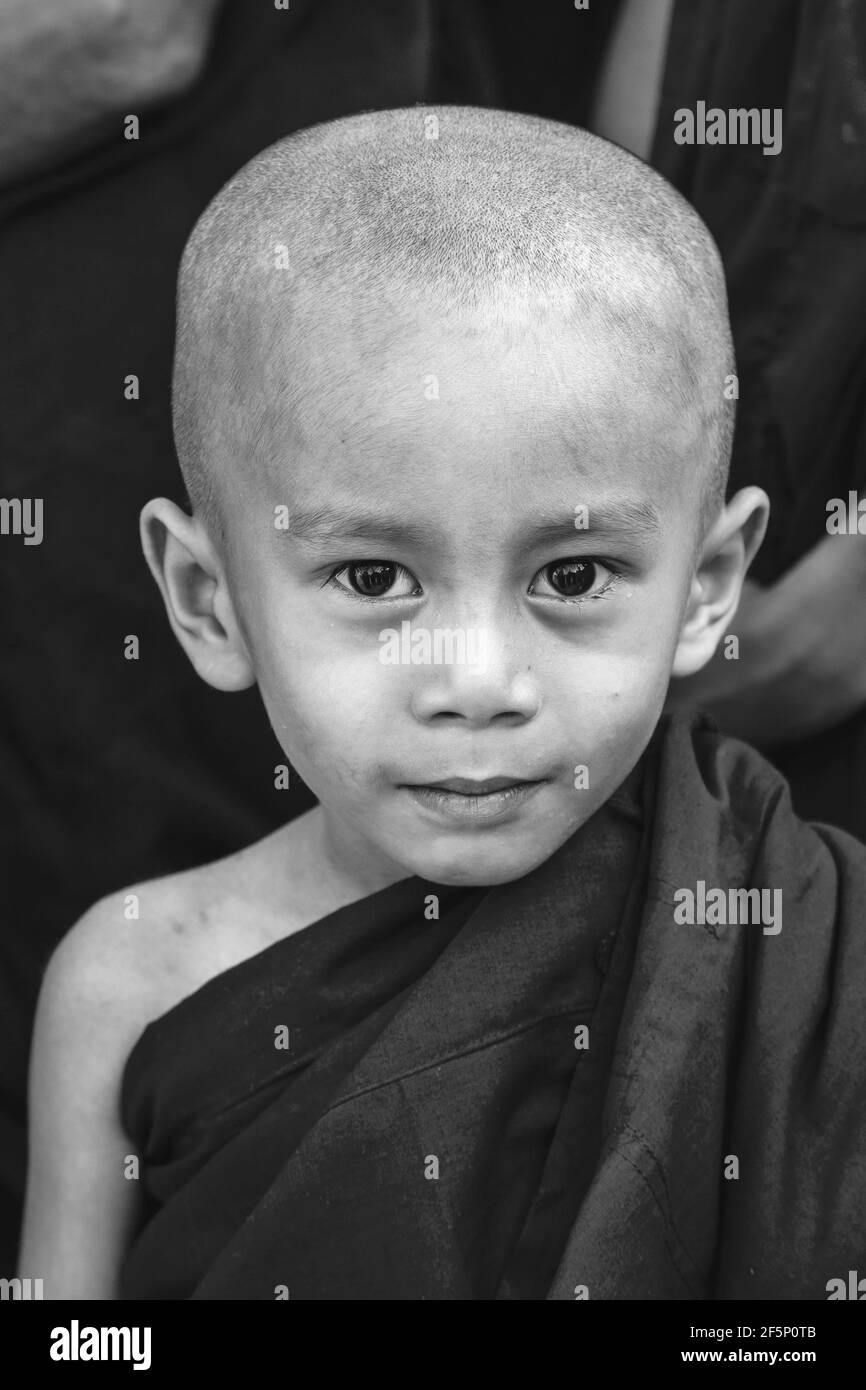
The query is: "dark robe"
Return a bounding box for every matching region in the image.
[119,714,866,1300]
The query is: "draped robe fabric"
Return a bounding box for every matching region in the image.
[120,714,866,1300]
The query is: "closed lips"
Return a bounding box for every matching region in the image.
[411,777,541,794]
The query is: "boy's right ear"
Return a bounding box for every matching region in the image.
[139,498,256,691]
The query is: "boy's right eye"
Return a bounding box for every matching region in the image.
[326,561,422,601]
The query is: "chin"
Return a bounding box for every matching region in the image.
[408,839,555,889]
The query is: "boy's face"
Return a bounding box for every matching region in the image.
[223,292,706,887]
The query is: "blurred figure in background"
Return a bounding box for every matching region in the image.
[478,0,866,841]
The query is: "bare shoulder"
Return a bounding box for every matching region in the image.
[48,807,333,1036]
[40,887,161,1049]
[21,878,193,1297]
[20,812,332,1296]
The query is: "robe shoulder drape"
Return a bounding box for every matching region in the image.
[120,714,866,1299]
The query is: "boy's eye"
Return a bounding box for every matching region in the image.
[529,558,617,602]
[328,561,421,600]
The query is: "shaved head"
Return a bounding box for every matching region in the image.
[173,106,734,537]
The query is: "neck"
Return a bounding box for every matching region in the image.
[291,803,411,914]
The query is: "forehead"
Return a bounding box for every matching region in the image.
[240,288,705,534]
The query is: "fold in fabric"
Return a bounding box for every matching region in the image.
[120,714,866,1299]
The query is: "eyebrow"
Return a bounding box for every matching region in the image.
[287,505,431,549]
[286,499,661,549]
[518,501,661,548]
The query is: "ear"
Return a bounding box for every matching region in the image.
[671,486,770,678]
[140,498,256,691]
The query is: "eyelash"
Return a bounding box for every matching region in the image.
[321,561,622,608]
[321,563,422,604]
[542,570,621,608]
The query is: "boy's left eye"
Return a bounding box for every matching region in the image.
[528,558,617,602]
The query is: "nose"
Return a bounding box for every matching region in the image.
[409,622,541,727]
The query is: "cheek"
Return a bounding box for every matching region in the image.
[252,616,400,762]
[554,639,671,709]
[548,643,670,774]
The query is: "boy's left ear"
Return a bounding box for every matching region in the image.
[671,486,770,677]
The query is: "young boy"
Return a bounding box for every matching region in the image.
[18,107,866,1301]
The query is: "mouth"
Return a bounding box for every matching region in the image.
[400,775,548,823]
[422,775,538,794]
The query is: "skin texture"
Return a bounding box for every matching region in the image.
[172,108,736,533]
[144,285,766,893]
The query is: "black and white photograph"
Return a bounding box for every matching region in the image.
[2,0,865,1359]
